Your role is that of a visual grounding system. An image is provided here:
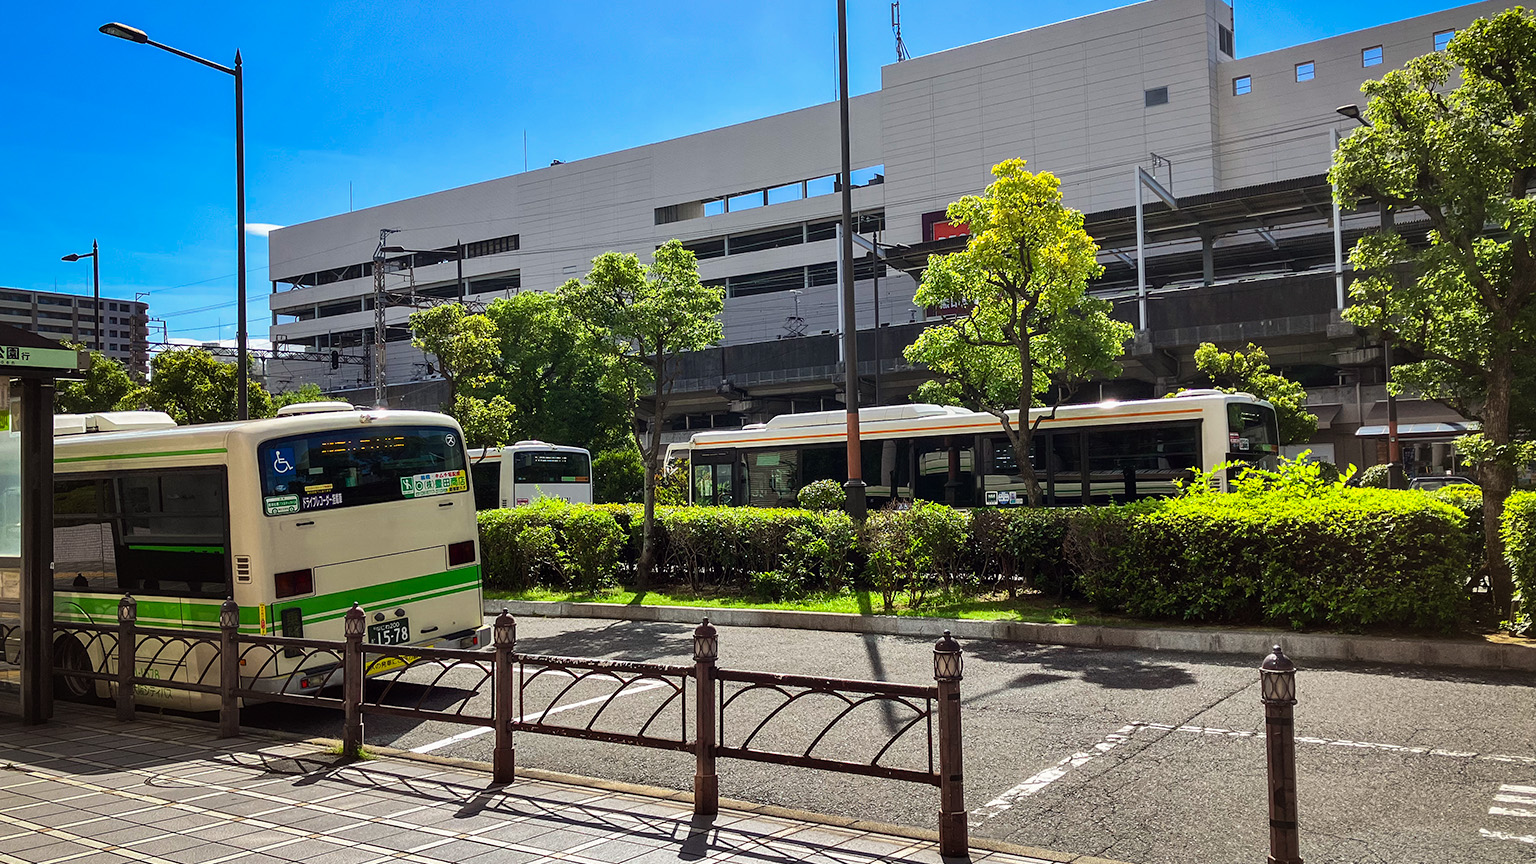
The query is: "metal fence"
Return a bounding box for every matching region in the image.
[53,599,969,856]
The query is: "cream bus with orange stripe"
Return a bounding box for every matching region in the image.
[50,403,489,710]
[677,391,1279,508]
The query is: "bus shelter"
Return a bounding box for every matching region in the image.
[0,326,88,723]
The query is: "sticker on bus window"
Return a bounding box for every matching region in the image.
[305,483,334,494]
[399,469,468,499]
[302,491,344,511]
[264,495,300,516]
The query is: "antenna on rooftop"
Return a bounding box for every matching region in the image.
[784,289,807,338]
[892,2,910,62]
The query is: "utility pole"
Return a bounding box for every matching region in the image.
[372,227,399,408]
[838,0,866,520]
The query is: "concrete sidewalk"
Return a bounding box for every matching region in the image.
[0,713,1107,864]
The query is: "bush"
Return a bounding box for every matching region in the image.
[1068,488,1471,631]
[862,502,969,611]
[593,448,644,504]
[797,479,846,511]
[1501,491,1536,620]
[1357,464,1392,488]
[478,500,625,590]
[970,508,1077,598]
[656,460,689,506]
[1430,484,1484,562]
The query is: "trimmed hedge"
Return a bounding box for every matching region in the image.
[480,489,1475,631]
[1066,489,1470,631]
[1501,491,1536,617]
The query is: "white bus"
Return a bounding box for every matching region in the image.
[673,390,1279,508]
[468,441,593,510]
[51,403,490,710]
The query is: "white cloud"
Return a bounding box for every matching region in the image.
[245,223,284,238]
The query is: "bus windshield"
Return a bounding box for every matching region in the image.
[513,451,590,484]
[259,425,466,516]
[1227,403,1280,459]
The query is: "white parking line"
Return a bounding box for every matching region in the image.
[409,680,669,754]
[1481,828,1536,845]
[973,721,1536,825]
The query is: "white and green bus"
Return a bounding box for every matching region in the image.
[51,403,489,710]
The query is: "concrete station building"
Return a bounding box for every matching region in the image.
[267,0,1509,474]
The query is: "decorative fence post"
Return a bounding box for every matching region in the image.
[933,630,967,858]
[1261,645,1302,864]
[218,598,241,738]
[492,609,517,784]
[692,618,719,817]
[342,603,365,759]
[115,595,137,722]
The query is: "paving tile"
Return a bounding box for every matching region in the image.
[277,845,389,864]
[123,833,209,858]
[9,839,92,861]
[156,841,246,864]
[0,833,78,855]
[88,823,173,847]
[47,852,137,864]
[568,837,663,863]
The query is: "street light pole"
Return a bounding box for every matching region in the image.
[60,240,101,352]
[100,22,248,419]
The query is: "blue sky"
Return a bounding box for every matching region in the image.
[2,0,1470,350]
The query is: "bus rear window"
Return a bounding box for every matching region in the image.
[259,425,467,516]
[513,451,590,484]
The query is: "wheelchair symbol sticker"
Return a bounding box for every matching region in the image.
[271,448,295,475]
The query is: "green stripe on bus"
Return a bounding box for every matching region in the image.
[126,545,226,554]
[273,565,481,621]
[299,579,482,625]
[55,447,228,464]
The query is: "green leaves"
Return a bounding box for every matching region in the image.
[904,160,1133,503]
[54,349,135,414]
[1185,342,1317,445]
[126,348,273,424]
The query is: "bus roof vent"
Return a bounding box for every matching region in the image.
[1172,389,1224,398]
[55,411,179,436]
[513,439,551,447]
[763,403,962,430]
[275,401,357,416]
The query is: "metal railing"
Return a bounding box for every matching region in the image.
[53,599,969,856]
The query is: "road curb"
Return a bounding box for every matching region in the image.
[485,599,1536,672]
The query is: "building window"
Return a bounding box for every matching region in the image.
[1218,25,1234,57]
[1295,61,1315,82]
[1434,29,1455,51]
[1144,86,1169,107]
[1362,45,1383,67]
[1233,76,1252,95]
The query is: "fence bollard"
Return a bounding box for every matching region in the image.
[218,598,241,738]
[116,595,137,722]
[692,618,719,817]
[1260,645,1302,864]
[933,630,967,858]
[342,603,365,759]
[492,609,517,784]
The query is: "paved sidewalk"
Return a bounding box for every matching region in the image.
[0,713,1094,864]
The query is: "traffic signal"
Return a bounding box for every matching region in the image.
[330,349,339,370]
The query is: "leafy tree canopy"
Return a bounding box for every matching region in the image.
[1183,342,1317,446]
[128,348,273,424]
[1330,8,1536,616]
[409,303,500,401]
[271,383,328,411]
[904,159,1133,504]
[54,349,135,414]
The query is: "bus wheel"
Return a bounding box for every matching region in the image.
[53,636,99,703]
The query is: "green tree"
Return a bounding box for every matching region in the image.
[54,350,135,414]
[904,159,1133,505]
[558,240,724,586]
[271,383,329,410]
[1184,342,1317,445]
[484,292,630,452]
[130,348,273,424]
[593,447,644,503]
[1330,8,1536,616]
[451,392,516,449]
[408,303,499,403]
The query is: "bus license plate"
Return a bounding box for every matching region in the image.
[368,619,410,646]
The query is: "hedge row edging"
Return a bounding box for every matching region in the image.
[484,598,1536,672]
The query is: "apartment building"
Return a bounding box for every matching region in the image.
[267,0,1510,470]
[0,288,148,377]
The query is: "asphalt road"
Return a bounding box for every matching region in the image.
[238,615,1536,864]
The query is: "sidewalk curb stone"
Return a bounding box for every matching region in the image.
[484,599,1536,671]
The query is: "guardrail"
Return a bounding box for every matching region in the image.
[53,598,968,856]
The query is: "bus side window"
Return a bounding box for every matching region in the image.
[54,478,117,594]
[114,470,229,598]
[470,461,502,510]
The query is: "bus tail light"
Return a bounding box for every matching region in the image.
[448,541,476,566]
[275,568,313,598]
